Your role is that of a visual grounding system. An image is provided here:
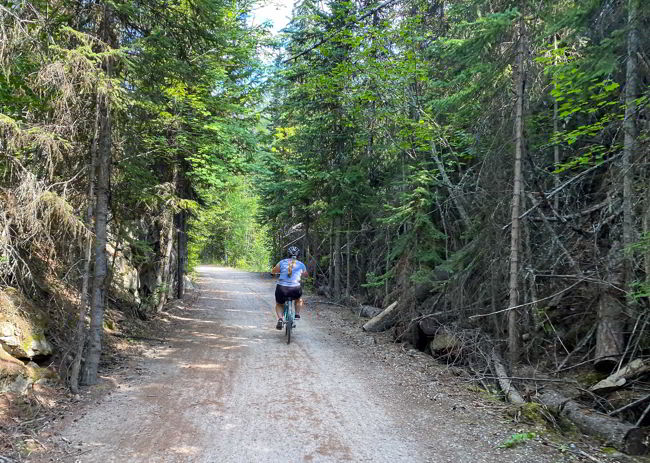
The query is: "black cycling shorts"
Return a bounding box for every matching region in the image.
[275,284,302,304]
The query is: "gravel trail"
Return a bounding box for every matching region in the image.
[56,266,577,462]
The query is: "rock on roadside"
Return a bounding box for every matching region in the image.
[357,305,383,318]
[0,344,57,394]
[0,288,53,359]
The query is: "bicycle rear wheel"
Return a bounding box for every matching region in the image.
[284,300,294,345]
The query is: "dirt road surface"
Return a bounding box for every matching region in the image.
[54,266,580,462]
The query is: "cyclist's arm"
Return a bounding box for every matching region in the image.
[271,263,281,275]
[300,263,309,280]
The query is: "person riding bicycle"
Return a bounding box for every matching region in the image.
[271,246,308,330]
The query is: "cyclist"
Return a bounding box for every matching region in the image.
[271,246,309,330]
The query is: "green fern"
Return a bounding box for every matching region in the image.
[499,432,536,449]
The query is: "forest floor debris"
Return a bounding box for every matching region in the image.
[308,296,650,463]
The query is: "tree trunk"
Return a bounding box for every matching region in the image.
[137,219,163,315]
[385,227,390,300]
[553,34,561,211]
[345,217,350,299]
[328,222,333,295]
[333,215,341,297]
[157,211,175,311]
[595,289,625,372]
[303,217,310,276]
[176,210,187,299]
[69,96,100,393]
[81,70,112,385]
[155,166,178,311]
[643,184,650,289]
[596,221,626,370]
[622,0,639,290]
[507,17,526,365]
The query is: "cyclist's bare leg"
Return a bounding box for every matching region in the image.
[275,303,284,319]
[296,298,303,315]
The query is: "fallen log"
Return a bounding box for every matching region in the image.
[362,301,399,332]
[490,351,524,404]
[590,359,650,394]
[538,390,648,455]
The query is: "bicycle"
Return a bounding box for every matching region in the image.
[283,297,296,344]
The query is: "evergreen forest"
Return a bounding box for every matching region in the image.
[1,0,650,454]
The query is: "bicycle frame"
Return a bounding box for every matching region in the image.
[283,298,295,344]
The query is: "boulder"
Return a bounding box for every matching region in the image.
[0,288,53,359]
[418,318,440,337]
[428,332,461,355]
[108,241,141,304]
[0,345,58,394]
[0,344,30,394]
[357,305,382,318]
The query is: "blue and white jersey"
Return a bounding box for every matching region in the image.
[276,258,307,287]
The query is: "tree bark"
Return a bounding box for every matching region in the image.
[385,227,390,300]
[622,0,639,289]
[491,350,525,404]
[507,17,526,365]
[537,390,648,454]
[157,211,175,311]
[304,217,311,280]
[333,215,341,298]
[176,210,187,299]
[81,56,112,385]
[328,222,333,295]
[595,289,625,372]
[69,96,100,393]
[596,241,625,371]
[155,165,178,311]
[645,184,650,288]
[553,34,561,211]
[345,217,350,299]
